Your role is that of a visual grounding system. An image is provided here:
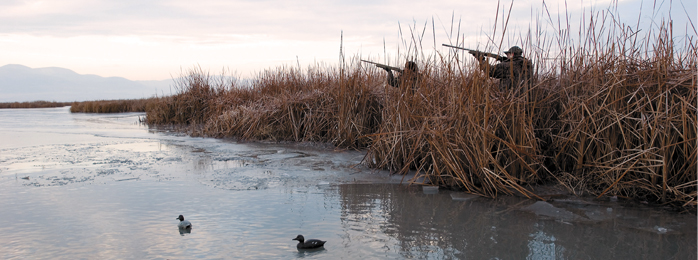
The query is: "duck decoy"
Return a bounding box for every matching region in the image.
[176,215,192,229]
[292,234,326,249]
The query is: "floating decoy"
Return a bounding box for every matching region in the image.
[176,215,192,229]
[292,234,326,249]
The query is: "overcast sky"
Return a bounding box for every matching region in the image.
[1,0,695,80]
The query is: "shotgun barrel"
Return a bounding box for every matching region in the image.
[442,44,508,62]
[360,60,404,73]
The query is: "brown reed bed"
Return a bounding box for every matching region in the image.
[145,7,696,210]
[70,98,156,113]
[546,26,697,208]
[146,65,383,146]
[0,101,71,109]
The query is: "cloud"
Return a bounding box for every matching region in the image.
[0,0,496,38]
[0,0,694,80]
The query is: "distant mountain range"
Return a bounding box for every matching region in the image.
[0,64,177,102]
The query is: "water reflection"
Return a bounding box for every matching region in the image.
[527,230,560,259]
[1,108,695,259]
[337,184,697,259]
[294,248,327,259]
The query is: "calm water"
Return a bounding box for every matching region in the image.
[0,107,695,259]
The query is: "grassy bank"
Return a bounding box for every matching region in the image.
[145,8,696,209]
[0,101,71,109]
[70,98,157,113]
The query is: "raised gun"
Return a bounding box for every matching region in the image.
[360,60,404,73]
[442,44,508,62]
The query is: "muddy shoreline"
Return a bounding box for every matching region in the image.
[217,138,697,214]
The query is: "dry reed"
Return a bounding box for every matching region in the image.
[0,101,70,109]
[144,6,696,209]
[70,98,156,113]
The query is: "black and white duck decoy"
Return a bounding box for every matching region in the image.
[292,234,326,249]
[176,215,192,229]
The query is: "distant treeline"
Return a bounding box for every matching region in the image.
[70,98,157,113]
[0,101,71,109]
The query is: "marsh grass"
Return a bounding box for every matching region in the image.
[70,98,155,113]
[145,6,696,208]
[0,101,70,109]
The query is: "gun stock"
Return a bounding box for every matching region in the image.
[360,60,404,73]
[441,44,508,61]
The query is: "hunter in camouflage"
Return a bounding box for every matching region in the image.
[476,46,532,93]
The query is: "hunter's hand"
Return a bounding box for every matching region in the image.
[468,51,485,61]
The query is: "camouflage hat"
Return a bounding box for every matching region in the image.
[504,46,523,55]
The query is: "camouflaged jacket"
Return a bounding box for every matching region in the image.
[481,56,533,92]
[387,69,419,90]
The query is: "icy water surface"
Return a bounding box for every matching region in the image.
[0,107,695,259]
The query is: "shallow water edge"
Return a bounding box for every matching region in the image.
[0,107,695,259]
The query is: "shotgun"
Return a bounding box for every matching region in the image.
[442,44,508,62]
[360,60,404,73]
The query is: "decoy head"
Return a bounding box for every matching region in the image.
[292,235,305,243]
[177,215,185,221]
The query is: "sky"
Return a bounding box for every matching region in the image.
[1,0,695,81]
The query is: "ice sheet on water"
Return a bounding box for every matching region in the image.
[522,201,584,222]
[450,193,479,201]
